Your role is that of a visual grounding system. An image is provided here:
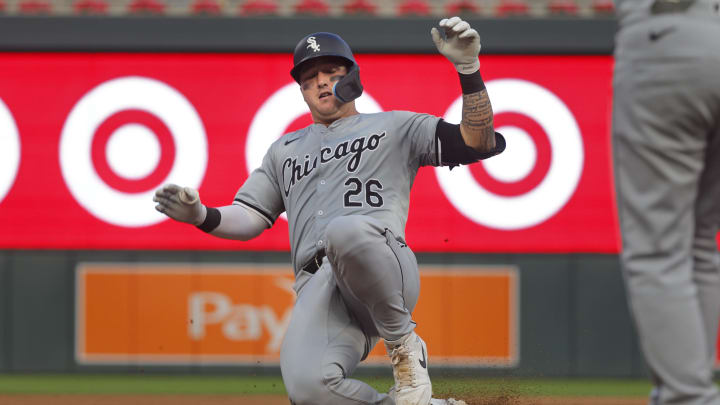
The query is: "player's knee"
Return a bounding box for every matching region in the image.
[326,215,364,246]
[325,215,373,254]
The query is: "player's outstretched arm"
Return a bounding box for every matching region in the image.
[431,17,495,154]
[154,184,268,241]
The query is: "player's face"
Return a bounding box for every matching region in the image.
[298,58,355,125]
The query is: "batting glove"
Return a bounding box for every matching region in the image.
[431,16,481,74]
[153,184,207,225]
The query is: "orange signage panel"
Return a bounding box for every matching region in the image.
[366,267,519,366]
[76,264,518,366]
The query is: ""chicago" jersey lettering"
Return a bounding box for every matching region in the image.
[282,131,386,197]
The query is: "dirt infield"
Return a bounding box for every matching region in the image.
[0,395,647,405]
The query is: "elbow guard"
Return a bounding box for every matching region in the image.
[435,120,505,166]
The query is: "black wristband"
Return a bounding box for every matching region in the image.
[197,207,221,233]
[458,71,486,94]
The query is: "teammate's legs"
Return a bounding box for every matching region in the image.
[324,214,420,340]
[692,101,720,377]
[280,265,393,405]
[613,57,720,405]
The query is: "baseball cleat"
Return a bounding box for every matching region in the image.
[430,398,467,405]
[388,386,467,405]
[385,331,432,405]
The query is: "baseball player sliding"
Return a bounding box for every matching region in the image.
[155,17,504,405]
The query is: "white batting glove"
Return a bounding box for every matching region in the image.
[431,16,481,74]
[153,184,207,225]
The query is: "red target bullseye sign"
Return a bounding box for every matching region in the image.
[90,109,176,193]
[437,79,584,230]
[471,112,551,197]
[0,97,20,206]
[0,53,619,252]
[59,76,208,227]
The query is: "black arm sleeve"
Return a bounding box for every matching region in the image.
[435,119,506,166]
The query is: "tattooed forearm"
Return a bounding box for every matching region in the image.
[461,89,495,152]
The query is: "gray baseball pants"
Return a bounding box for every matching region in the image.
[613,16,720,405]
[280,215,420,405]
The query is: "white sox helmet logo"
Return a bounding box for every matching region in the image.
[306,37,320,52]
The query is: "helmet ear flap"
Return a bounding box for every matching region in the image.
[332,65,363,104]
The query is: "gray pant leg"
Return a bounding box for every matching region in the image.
[281,266,393,405]
[613,52,720,405]
[693,121,720,375]
[325,215,420,341]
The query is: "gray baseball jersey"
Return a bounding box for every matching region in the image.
[235,110,440,273]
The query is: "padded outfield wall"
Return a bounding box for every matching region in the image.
[0,16,658,377]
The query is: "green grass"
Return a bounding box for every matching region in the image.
[0,374,654,397]
[364,376,653,397]
[0,375,287,395]
[429,377,653,397]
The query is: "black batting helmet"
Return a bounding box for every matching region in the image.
[290,32,363,104]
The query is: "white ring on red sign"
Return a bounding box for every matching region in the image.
[483,125,536,183]
[246,82,383,221]
[0,97,20,205]
[436,79,584,230]
[60,76,207,227]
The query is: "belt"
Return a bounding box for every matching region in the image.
[300,250,325,274]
